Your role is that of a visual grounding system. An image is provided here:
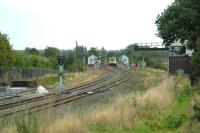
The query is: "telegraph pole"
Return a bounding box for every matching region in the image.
[83,46,86,71]
[76,41,79,73]
[105,54,107,64]
[81,45,84,71]
[98,50,101,66]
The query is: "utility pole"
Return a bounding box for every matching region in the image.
[83,46,86,71]
[81,45,84,72]
[76,41,79,73]
[105,54,107,64]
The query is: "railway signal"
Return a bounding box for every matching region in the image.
[57,55,64,89]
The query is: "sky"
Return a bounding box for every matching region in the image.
[0,0,174,50]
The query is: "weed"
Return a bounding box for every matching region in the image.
[164,113,186,129]
[1,68,192,133]
[14,115,39,133]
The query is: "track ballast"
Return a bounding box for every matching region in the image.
[0,66,133,116]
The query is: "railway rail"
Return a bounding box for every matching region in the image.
[0,66,133,116]
[0,67,109,100]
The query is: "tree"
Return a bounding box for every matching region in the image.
[107,50,120,59]
[73,43,87,72]
[44,46,60,58]
[155,0,200,84]
[156,0,200,49]
[63,50,75,70]
[191,39,200,85]
[124,44,142,64]
[75,45,86,59]
[0,32,15,66]
[100,47,107,63]
[88,47,98,57]
[25,47,40,55]
[13,53,31,67]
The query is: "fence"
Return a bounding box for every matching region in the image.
[169,56,192,75]
[0,67,55,84]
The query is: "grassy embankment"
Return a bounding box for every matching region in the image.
[38,68,102,88]
[1,68,191,133]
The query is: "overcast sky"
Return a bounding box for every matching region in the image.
[0,0,174,50]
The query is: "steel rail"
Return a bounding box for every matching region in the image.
[0,67,113,109]
[0,66,132,116]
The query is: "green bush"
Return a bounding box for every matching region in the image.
[164,114,186,129]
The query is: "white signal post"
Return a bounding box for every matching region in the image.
[59,65,63,87]
[58,56,64,89]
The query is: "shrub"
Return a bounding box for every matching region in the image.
[164,114,186,129]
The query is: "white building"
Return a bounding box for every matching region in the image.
[88,55,98,66]
[119,55,129,68]
[171,40,193,56]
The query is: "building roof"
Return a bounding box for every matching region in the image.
[121,55,128,59]
[88,54,97,59]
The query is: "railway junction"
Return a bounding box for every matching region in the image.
[0,65,135,117]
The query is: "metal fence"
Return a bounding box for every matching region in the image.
[0,67,55,84]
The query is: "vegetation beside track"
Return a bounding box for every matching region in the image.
[0,68,192,133]
[88,69,191,133]
[38,68,102,88]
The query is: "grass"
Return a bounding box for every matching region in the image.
[0,67,192,133]
[47,114,89,133]
[190,82,200,132]
[135,78,174,111]
[132,76,191,133]
[38,68,102,88]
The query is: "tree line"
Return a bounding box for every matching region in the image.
[0,31,168,72]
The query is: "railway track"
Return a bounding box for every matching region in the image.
[0,66,110,100]
[0,66,112,108]
[0,66,132,116]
